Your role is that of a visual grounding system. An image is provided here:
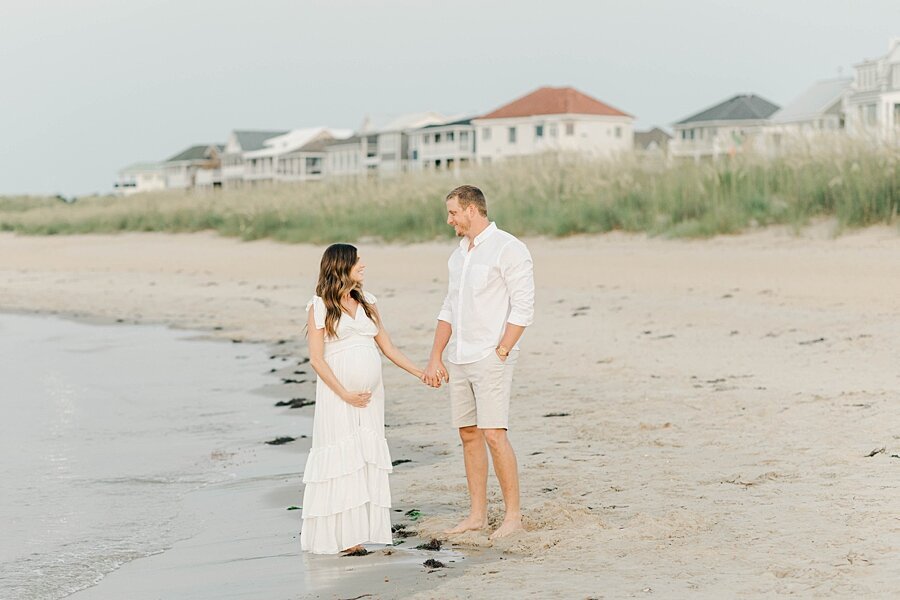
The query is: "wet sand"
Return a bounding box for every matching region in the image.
[2,225,899,598]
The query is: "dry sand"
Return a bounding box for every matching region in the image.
[1,225,899,599]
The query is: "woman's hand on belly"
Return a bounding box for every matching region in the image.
[340,390,372,408]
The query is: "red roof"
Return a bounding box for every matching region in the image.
[478,86,631,120]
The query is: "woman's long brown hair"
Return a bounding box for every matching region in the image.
[316,243,378,338]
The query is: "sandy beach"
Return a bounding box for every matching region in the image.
[2,226,899,599]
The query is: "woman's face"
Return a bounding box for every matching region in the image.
[349,255,366,284]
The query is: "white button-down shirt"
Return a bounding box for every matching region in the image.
[438,222,535,365]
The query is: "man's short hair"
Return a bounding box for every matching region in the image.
[446,185,487,217]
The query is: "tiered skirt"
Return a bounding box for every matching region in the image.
[299,343,393,554]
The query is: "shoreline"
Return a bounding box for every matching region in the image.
[3,228,899,598]
[1,309,477,600]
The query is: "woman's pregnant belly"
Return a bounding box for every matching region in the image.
[332,345,382,391]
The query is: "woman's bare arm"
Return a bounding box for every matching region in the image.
[307,309,371,408]
[371,307,424,379]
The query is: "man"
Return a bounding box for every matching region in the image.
[423,185,535,540]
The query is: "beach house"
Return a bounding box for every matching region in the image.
[221,130,288,187]
[242,128,352,184]
[844,38,900,140]
[324,135,373,177]
[763,79,852,153]
[162,144,223,190]
[471,86,634,165]
[669,94,780,160]
[407,117,476,173]
[113,162,166,196]
[322,112,446,177]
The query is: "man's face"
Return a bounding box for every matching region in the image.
[446,197,471,237]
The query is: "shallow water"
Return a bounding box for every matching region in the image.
[0,313,273,599]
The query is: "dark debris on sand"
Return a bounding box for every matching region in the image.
[391,523,417,538]
[391,459,412,466]
[415,538,442,551]
[543,412,570,417]
[275,398,315,409]
[265,436,296,445]
[423,558,446,569]
[341,547,370,557]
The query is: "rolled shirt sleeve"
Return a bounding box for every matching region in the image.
[500,240,535,327]
[437,289,453,324]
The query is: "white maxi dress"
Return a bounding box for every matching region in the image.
[299,293,393,554]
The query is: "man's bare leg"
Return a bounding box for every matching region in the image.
[482,428,523,539]
[444,425,489,534]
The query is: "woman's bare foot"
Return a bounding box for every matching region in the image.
[489,518,523,540]
[443,515,488,535]
[341,544,368,556]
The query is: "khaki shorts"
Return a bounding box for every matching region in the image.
[447,349,519,430]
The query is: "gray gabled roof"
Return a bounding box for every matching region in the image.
[234,130,289,152]
[165,144,219,162]
[675,94,780,125]
[770,78,852,124]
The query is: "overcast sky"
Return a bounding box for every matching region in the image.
[1,0,897,196]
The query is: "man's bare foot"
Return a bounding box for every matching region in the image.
[489,518,524,540]
[443,515,488,535]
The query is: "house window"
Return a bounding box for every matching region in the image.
[423,135,430,145]
[508,127,517,143]
[535,124,544,138]
[435,133,441,143]
[549,124,558,137]
[482,127,492,141]
[412,149,418,160]
[615,126,622,138]
[460,131,469,142]
[448,131,455,142]
[565,122,574,136]
[894,104,900,128]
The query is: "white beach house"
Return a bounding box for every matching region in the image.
[242,128,352,184]
[221,130,288,187]
[114,162,166,196]
[324,112,446,178]
[845,38,900,141]
[324,134,373,177]
[471,86,634,164]
[407,117,476,173]
[669,94,780,160]
[763,78,852,153]
[162,144,223,190]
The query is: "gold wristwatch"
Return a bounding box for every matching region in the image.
[496,344,510,358]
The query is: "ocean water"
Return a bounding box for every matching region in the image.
[0,313,275,599]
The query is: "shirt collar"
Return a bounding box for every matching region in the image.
[460,221,497,250]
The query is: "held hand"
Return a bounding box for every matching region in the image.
[422,359,449,388]
[341,390,372,408]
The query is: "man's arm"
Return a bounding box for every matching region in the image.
[497,241,535,360]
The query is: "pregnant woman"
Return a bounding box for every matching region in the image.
[300,243,424,555]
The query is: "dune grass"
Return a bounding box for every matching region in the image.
[1,142,897,243]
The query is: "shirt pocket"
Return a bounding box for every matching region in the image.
[467,264,491,290]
